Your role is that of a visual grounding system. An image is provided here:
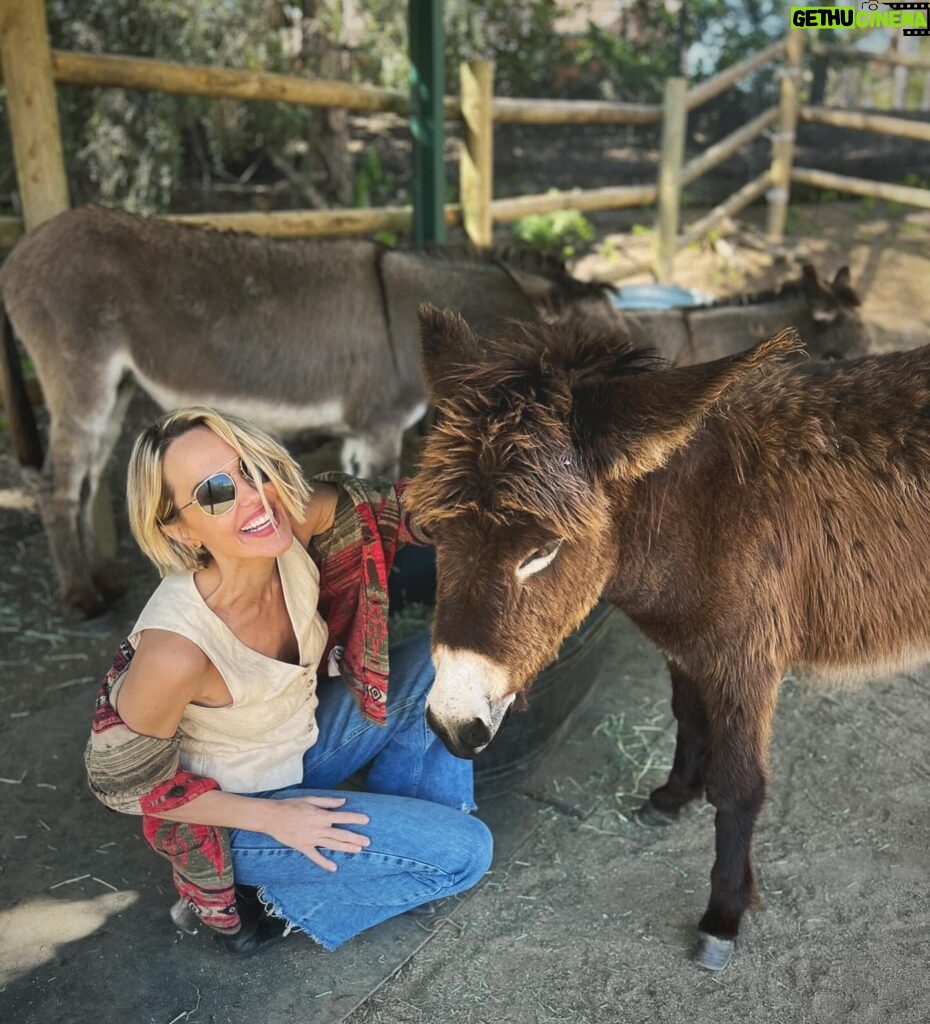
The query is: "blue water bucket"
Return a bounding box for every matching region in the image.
[611,283,713,310]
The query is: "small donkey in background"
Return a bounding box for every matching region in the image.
[408,307,930,970]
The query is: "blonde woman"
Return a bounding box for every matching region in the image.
[86,407,492,956]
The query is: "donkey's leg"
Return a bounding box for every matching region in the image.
[637,665,708,826]
[694,671,779,972]
[40,363,126,616]
[341,422,406,480]
[41,416,108,617]
[81,376,135,602]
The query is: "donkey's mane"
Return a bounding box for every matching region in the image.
[700,277,807,310]
[414,241,615,305]
[409,322,659,538]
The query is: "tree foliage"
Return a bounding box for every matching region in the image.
[0,1,786,216]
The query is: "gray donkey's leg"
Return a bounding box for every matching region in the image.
[341,424,406,480]
[79,376,136,603]
[40,361,127,616]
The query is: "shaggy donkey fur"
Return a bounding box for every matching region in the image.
[408,307,929,970]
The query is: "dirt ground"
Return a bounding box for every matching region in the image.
[0,201,929,1023]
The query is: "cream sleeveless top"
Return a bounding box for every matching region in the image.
[127,538,329,793]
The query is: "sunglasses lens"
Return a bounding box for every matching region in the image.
[196,473,236,516]
[239,458,270,486]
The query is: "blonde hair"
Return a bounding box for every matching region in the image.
[127,407,313,576]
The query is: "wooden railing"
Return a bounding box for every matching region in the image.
[1,8,928,284]
[0,4,792,283]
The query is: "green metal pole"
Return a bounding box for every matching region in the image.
[408,0,446,244]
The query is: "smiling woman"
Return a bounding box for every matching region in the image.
[84,407,492,957]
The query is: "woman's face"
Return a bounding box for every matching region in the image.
[161,426,294,564]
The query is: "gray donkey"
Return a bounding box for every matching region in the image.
[0,205,868,616]
[0,205,614,614]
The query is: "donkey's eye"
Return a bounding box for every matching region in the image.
[516,539,563,580]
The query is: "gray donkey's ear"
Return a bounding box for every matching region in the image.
[417,304,482,398]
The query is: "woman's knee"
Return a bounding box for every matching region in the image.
[445,813,494,886]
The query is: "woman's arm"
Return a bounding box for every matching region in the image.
[150,789,370,872]
[112,628,370,870]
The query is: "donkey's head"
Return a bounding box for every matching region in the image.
[799,264,869,360]
[408,305,801,757]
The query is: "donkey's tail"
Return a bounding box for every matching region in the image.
[0,299,43,468]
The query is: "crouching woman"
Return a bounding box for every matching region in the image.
[85,407,492,956]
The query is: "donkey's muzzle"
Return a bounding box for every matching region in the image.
[426,706,491,759]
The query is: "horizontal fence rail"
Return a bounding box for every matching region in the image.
[165,205,462,236]
[679,171,773,247]
[490,96,661,126]
[50,50,416,115]
[682,107,779,186]
[800,104,930,143]
[490,184,659,222]
[792,166,930,210]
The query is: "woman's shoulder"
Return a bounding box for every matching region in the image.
[117,629,211,737]
[127,628,211,696]
[291,482,339,548]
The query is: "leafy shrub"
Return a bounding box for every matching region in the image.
[512,204,596,258]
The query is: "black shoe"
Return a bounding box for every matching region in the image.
[215,885,290,957]
[405,900,438,918]
[216,913,290,957]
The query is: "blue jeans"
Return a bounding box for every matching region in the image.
[228,633,493,950]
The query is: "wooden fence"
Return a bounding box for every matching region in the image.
[2,9,929,280]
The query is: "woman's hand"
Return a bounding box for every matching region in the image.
[265,795,370,872]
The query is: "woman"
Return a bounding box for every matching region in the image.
[85,407,492,956]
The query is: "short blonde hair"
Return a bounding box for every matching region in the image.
[127,407,313,576]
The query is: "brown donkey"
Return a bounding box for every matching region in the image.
[407,307,930,971]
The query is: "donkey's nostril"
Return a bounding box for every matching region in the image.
[461,717,492,752]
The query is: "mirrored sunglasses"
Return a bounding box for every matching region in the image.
[176,457,270,518]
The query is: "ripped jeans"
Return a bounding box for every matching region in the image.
[228,632,494,950]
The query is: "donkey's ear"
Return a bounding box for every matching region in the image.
[418,304,482,399]
[571,329,802,480]
[831,266,861,307]
[801,263,822,295]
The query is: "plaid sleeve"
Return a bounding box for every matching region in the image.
[84,640,222,815]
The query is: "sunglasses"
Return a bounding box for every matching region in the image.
[174,457,270,518]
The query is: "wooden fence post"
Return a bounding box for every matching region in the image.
[654,76,688,283]
[0,0,116,558]
[0,0,69,228]
[459,59,494,247]
[767,27,804,242]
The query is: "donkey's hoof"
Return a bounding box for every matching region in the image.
[694,931,734,972]
[634,801,678,828]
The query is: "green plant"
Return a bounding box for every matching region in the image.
[631,223,652,237]
[352,148,397,209]
[904,172,930,190]
[596,238,620,263]
[511,204,596,259]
